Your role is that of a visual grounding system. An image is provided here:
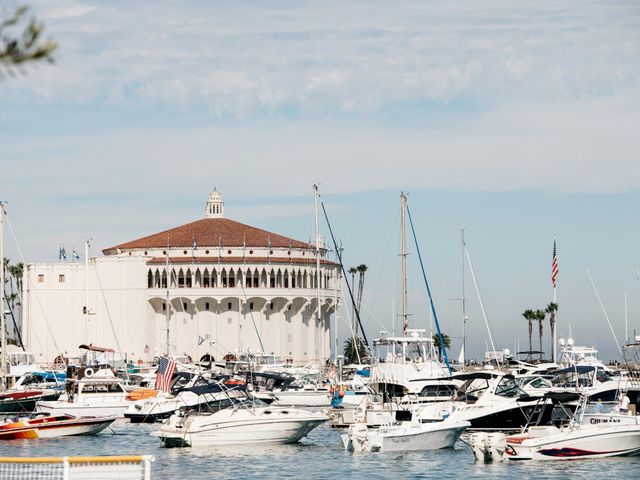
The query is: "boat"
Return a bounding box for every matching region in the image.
[0,390,61,415]
[425,371,554,431]
[470,391,640,461]
[0,413,116,439]
[342,416,470,453]
[124,372,238,423]
[35,367,131,417]
[154,379,327,447]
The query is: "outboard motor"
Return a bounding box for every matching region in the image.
[469,432,507,463]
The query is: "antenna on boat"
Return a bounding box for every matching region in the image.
[461,224,467,366]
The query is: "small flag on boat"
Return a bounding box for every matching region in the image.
[144,344,150,354]
[58,246,66,261]
[155,357,177,392]
[192,235,197,251]
[72,249,80,261]
[197,335,205,346]
[551,240,558,287]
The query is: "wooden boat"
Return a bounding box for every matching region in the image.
[0,413,116,439]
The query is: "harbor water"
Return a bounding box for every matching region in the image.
[2,420,639,479]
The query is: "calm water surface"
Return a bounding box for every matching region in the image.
[2,420,639,479]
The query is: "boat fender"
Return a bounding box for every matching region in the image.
[84,368,94,378]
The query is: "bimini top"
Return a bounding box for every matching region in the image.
[78,344,115,353]
[451,371,512,381]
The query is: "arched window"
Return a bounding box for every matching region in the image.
[195,269,202,288]
[203,268,210,288]
[154,269,161,288]
[178,269,185,288]
[147,270,153,288]
[161,270,167,288]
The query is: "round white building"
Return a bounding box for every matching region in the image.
[22,191,341,365]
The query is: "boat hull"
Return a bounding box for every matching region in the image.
[0,393,60,414]
[506,427,640,461]
[158,409,327,447]
[36,401,131,418]
[344,420,470,452]
[0,416,116,440]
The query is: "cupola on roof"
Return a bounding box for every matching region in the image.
[206,189,224,218]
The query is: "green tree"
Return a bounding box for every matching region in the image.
[522,309,535,360]
[535,309,546,360]
[1,5,57,76]
[432,333,451,361]
[348,266,358,334]
[343,336,368,365]
[2,258,24,346]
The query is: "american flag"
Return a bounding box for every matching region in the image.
[551,240,559,287]
[155,357,177,392]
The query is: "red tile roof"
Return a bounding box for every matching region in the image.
[145,256,338,266]
[103,218,312,255]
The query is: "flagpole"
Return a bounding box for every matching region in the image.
[551,238,559,363]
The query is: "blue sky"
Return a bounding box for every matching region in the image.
[1,1,639,361]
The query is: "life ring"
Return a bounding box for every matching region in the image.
[84,368,94,378]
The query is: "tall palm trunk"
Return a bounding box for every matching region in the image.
[538,319,543,360]
[528,319,533,359]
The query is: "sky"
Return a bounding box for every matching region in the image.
[1,0,639,362]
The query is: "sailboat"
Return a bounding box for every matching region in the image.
[342,193,470,451]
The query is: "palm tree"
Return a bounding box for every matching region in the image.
[535,309,546,360]
[348,267,358,335]
[432,333,451,361]
[343,336,368,364]
[546,302,559,361]
[356,264,368,315]
[522,309,535,360]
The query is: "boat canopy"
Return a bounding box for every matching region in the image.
[522,391,583,403]
[78,344,115,353]
[451,371,512,381]
[179,382,245,395]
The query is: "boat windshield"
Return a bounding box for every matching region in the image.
[494,377,526,398]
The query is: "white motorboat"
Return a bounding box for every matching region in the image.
[36,368,131,417]
[342,417,470,453]
[470,391,640,461]
[154,380,327,447]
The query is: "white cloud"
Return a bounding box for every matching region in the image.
[3,1,638,116]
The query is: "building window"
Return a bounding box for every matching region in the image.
[162,303,166,311]
[270,302,274,310]
[163,250,166,255]
[144,251,148,255]
[270,278,275,288]
[269,250,273,255]
[249,302,254,310]
[38,274,44,283]
[227,317,232,324]
[228,278,235,288]
[58,274,65,283]
[227,250,232,255]
[249,250,253,255]
[227,302,232,310]
[205,302,210,311]
[288,304,291,311]
[205,250,210,254]
[183,302,187,310]
[183,250,187,255]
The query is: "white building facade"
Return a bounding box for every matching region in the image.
[22,192,341,365]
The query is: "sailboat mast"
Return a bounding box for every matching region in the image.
[401,192,408,335]
[461,225,466,365]
[0,202,6,390]
[314,184,322,371]
[165,239,170,356]
[84,239,90,343]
